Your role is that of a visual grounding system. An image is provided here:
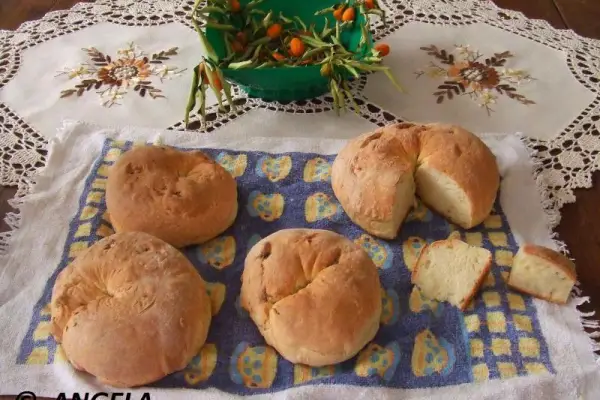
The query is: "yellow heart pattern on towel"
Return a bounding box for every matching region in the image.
[206,282,226,316]
[412,329,456,377]
[184,344,218,384]
[355,341,401,381]
[197,236,236,270]
[402,236,428,272]
[305,192,341,223]
[230,342,278,388]
[247,191,285,222]
[409,286,443,317]
[293,364,340,384]
[303,157,332,182]
[256,155,292,182]
[216,152,248,178]
[406,199,433,222]
[381,288,401,325]
[355,234,393,270]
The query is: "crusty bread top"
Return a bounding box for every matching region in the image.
[50,232,212,387]
[241,229,382,365]
[105,145,238,248]
[332,126,419,226]
[332,122,500,235]
[518,243,577,280]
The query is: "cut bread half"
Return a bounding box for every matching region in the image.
[508,244,576,304]
[412,238,492,311]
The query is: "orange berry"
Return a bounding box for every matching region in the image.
[365,0,375,9]
[289,38,305,58]
[342,7,356,22]
[231,40,244,53]
[272,52,286,61]
[267,24,282,39]
[236,31,247,45]
[374,43,390,56]
[199,63,222,91]
[230,0,241,12]
[333,6,345,21]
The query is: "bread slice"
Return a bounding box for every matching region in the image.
[508,244,576,304]
[412,238,492,310]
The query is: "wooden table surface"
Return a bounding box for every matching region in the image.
[1,0,599,398]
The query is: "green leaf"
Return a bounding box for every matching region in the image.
[184,65,200,127]
[228,60,254,69]
[343,63,360,79]
[383,68,405,92]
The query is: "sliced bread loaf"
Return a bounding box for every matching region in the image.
[508,244,576,304]
[412,238,492,310]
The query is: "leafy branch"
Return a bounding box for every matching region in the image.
[83,47,111,66]
[150,47,180,64]
[60,79,103,98]
[420,45,455,65]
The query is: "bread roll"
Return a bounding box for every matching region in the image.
[332,122,500,239]
[241,229,382,366]
[106,145,238,248]
[509,243,576,304]
[412,238,492,311]
[50,232,212,387]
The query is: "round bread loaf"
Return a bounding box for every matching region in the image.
[50,232,212,388]
[106,145,238,248]
[241,229,382,367]
[332,122,500,239]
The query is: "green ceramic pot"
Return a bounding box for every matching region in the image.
[204,0,372,102]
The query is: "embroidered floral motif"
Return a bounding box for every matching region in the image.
[415,45,535,115]
[56,43,186,107]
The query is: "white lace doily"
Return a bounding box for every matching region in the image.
[0,0,599,224]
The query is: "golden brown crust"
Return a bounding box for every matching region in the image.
[332,122,500,237]
[417,124,499,227]
[240,229,382,366]
[520,243,577,281]
[331,127,419,239]
[105,145,238,248]
[50,232,212,388]
[460,256,492,311]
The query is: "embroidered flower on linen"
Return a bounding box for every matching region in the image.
[56,42,186,107]
[415,45,535,115]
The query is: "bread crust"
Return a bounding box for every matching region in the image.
[518,243,577,281]
[50,232,212,387]
[332,122,500,238]
[106,145,238,248]
[240,229,382,367]
[507,243,576,305]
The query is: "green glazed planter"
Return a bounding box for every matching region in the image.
[204,0,372,102]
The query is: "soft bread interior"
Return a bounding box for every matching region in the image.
[509,253,574,303]
[414,240,491,309]
[415,165,473,228]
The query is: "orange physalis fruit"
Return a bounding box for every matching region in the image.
[230,0,241,12]
[289,38,305,58]
[199,63,222,91]
[333,6,345,21]
[236,31,247,45]
[231,40,244,53]
[267,24,283,39]
[342,7,356,22]
[374,43,390,56]
[365,0,376,9]
[272,52,286,61]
